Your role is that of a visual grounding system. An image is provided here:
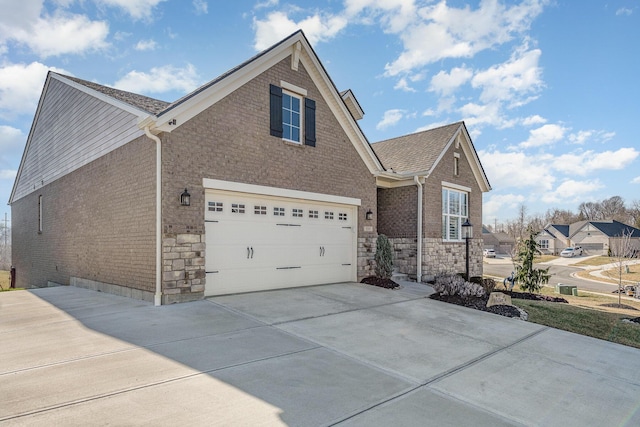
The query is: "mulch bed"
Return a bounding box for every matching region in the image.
[360,276,400,289]
[429,290,568,319]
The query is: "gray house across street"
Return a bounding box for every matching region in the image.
[536,220,640,256]
[10,31,491,305]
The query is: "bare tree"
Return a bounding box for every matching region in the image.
[601,196,627,222]
[0,220,10,271]
[609,228,633,307]
[629,200,640,229]
[579,201,600,221]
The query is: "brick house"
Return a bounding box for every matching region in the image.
[9,31,491,304]
[537,221,640,256]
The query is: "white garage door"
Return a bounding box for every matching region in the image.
[204,189,357,296]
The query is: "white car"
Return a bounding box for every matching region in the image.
[560,247,583,257]
[483,249,496,258]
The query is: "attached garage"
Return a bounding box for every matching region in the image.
[203,179,360,296]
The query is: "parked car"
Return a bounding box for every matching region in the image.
[560,246,583,257]
[483,249,496,258]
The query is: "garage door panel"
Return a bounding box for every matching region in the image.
[205,190,356,296]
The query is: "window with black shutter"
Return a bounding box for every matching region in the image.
[269,83,316,146]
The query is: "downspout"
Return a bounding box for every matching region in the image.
[144,126,163,306]
[414,176,423,283]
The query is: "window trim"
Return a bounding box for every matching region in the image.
[442,187,468,242]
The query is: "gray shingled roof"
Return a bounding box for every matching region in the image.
[371,122,462,173]
[58,74,171,115]
[590,220,640,238]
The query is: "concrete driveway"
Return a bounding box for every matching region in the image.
[2,283,640,426]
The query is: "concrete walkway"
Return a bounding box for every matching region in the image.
[1,283,640,426]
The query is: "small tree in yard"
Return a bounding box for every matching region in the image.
[610,229,633,307]
[375,234,393,279]
[514,227,550,293]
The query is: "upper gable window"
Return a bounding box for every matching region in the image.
[454,152,460,176]
[270,84,316,147]
[282,92,301,142]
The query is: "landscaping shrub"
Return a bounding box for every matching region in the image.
[432,274,485,299]
[481,278,497,294]
[374,234,393,279]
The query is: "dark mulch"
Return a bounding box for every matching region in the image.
[429,293,522,318]
[497,290,568,303]
[627,317,640,324]
[361,276,400,289]
[429,290,568,319]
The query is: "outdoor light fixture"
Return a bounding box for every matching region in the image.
[180,188,191,206]
[366,209,373,220]
[462,219,473,279]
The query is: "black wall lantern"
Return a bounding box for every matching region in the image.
[180,188,191,206]
[365,209,373,220]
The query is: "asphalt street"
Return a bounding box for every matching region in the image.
[483,256,621,295]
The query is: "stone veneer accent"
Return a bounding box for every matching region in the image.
[162,233,206,303]
[357,237,377,278]
[389,237,482,282]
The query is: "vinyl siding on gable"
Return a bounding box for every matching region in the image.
[12,77,144,202]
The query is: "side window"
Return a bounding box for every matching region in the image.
[269,84,316,146]
[442,188,468,241]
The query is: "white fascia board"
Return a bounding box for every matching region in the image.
[203,178,361,206]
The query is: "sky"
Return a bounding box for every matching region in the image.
[1,0,639,228]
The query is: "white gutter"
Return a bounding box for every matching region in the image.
[144,126,163,306]
[414,176,423,283]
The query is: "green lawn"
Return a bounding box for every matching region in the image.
[515,299,640,349]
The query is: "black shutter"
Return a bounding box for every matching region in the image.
[269,84,283,137]
[304,98,316,147]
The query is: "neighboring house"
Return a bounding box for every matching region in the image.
[536,220,640,256]
[371,122,491,281]
[10,31,491,304]
[482,226,515,255]
[536,224,570,255]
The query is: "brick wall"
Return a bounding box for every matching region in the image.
[159,57,378,298]
[377,186,417,238]
[11,136,156,295]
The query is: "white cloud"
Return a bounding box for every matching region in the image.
[478,149,555,192]
[541,179,604,204]
[95,0,167,20]
[551,148,639,176]
[519,124,567,148]
[255,0,279,9]
[394,77,416,92]
[0,10,109,58]
[383,0,547,76]
[0,62,69,118]
[0,125,25,171]
[459,101,516,129]
[253,11,347,51]
[631,176,640,184]
[483,193,526,221]
[429,66,473,96]
[376,109,405,130]
[114,64,200,94]
[616,8,633,16]
[135,39,158,51]
[471,44,543,106]
[0,169,17,180]
[522,115,546,126]
[193,0,208,15]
